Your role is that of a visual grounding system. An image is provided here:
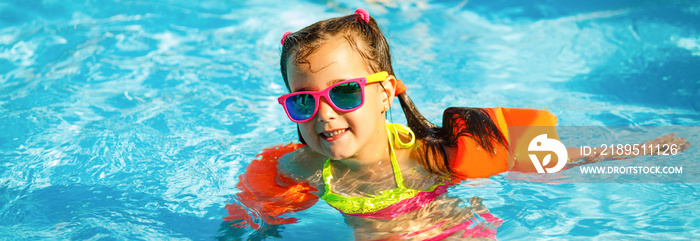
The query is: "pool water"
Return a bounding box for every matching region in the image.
[1,0,699,240]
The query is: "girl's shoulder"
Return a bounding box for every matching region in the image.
[277,145,326,181]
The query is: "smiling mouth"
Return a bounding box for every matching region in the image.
[320,128,349,141]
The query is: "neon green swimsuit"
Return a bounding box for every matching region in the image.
[320,122,444,214]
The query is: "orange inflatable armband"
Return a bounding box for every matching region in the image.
[223,143,319,229]
[450,107,558,180]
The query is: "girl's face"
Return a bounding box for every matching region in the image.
[286,37,394,161]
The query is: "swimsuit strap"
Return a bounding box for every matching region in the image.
[322,158,334,198]
[386,121,415,149]
[385,122,415,188]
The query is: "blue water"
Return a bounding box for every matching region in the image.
[1,0,699,240]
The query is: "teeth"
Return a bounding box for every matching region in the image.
[323,129,346,138]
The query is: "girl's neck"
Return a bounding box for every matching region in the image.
[334,124,392,171]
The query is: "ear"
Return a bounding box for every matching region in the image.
[380,75,397,108]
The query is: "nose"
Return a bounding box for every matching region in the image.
[316,96,338,122]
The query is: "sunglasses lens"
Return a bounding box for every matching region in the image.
[329,82,362,110]
[285,94,316,121]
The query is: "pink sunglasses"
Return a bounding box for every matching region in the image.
[278,72,388,123]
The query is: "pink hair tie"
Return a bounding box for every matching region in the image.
[281,31,293,46]
[355,8,370,23]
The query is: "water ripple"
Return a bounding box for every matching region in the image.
[1,0,699,240]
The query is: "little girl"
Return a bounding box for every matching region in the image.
[222,8,672,240]
[222,9,552,240]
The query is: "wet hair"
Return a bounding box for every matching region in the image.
[279,12,507,175]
